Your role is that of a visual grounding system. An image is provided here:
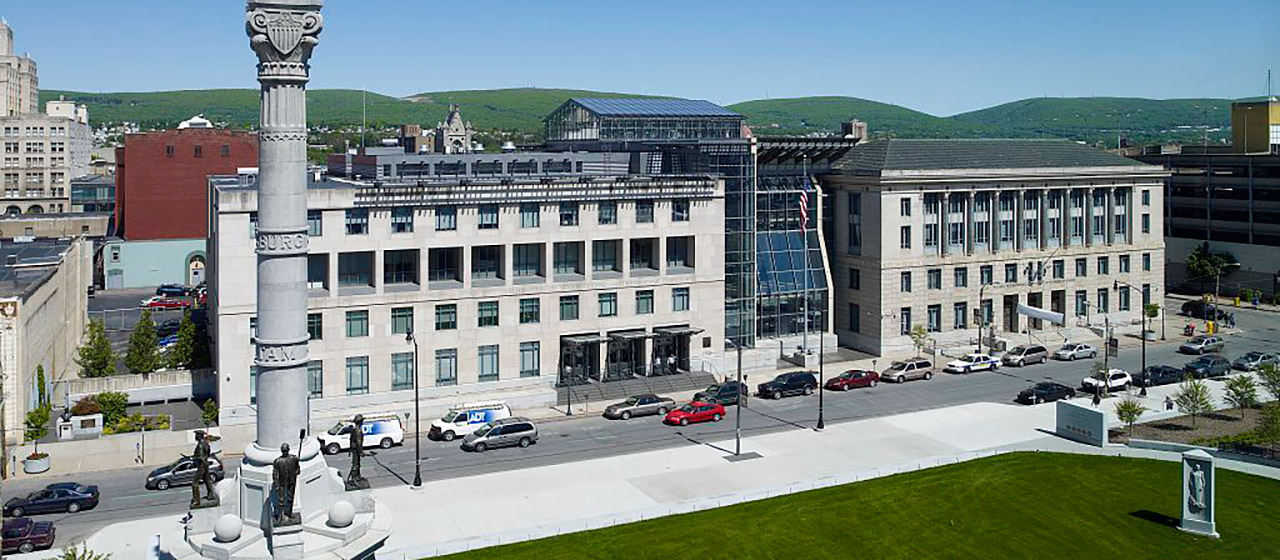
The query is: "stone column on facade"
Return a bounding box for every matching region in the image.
[1104,186,1115,245]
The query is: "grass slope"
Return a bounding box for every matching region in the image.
[441,453,1279,560]
[404,88,666,133]
[952,97,1234,145]
[729,96,992,138]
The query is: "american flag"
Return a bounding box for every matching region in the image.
[799,178,811,230]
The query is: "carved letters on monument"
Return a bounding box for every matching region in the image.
[255,231,309,255]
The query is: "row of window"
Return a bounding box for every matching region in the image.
[315,200,690,236]
[1,126,69,137]
[1,141,66,154]
[852,252,1154,293]
[165,144,233,158]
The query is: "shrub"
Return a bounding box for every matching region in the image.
[1223,375,1259,418]
[109,413,170,434]
[76,319,117,378]
[1257,363,1280,402]
[60,543,111,560]
[24,404,51,457]
[70,396,101,416]
[201,399,219,427]
[95,391,129,426]
[125,309,160,374]
[1114,397,1147,437]
[1174,377,1214,427]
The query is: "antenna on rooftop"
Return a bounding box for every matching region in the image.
[361,86,367,150]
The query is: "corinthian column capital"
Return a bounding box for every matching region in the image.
[246,0,324,82]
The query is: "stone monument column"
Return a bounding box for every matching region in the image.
[245,0,323,465]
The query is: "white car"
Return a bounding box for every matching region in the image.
[944,353,1000,373]
[1081,369,1132,393]
[1053,343,1097,361]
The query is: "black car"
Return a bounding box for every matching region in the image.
[1135,365,1186,387]
[3,483,99,517]
[1016,382,1076,405]
[156,318,183,338]
[1184,355,1231,379]
[757,371,818,400]
[155,284,188,297]
[1179,300,1229,322]
[693,381,747,406]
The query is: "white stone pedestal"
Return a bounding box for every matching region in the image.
[1179,449,1220,539]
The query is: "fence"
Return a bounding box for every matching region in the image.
[89,307,187,332]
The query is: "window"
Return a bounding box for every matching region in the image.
[1118,286,1131,312]
[391,207,413,233]
[849,303,861,332]
[592,240,619,272]
[520,298,540,324]
[1142,283,1151,306]
[345,208,368,235]
[980,299,993,325]
[1097,257,1109,275]
[520,203,540,228]
[900,226,911,249]
[384,249,418,285]
[560,295,580,320]
[520,342,541,378]
[599,293,618,317]
[472,246,503,280]
[847,192,862,255]
[954,267,968,288]
[391,352,414,391]
[345,356,369,395]
[250,367,259,404]
[927,305,941,333]
[435,349,457,386]
[165,145,174,158]
[672,199,690,222]
[1004,263,1017,283]
[848,268,861,290]
[559,202,579,226]
[478,204,499,229]
[1097,288,1110,313]
[513,244,543,278]
[900,198,911,217]
[221,144,231,157]
[1075,258,1087,277]
[900,308,912,335]
[673,287,690,311]
[249,212,258,238]
[478,301,499,327]
[636,290,654,315]
[980,265,993,286]
[666,236,693,269]
[927,269,942,290]
[435,304,457,330]
[1075,290,1088,317]
[599,201,617,225]
[478,345,499,382]
[900,271,912,292]
[307,313,322,340]
[1119,255,1130,273]
[391,307,413,335]
[307,361,323,399]
[345,311,369,337]
[194,145,203,158]
[307,210,322,236]
[553,242,582,275]
[1052,260,1065,279]
[1142,190,1150,205]
[435,205,457,231]
[636,201,654,223]
[250,317,257,341]
[954,302,968,329]
[1142,253,1151,271]
[1141,213,1150,234]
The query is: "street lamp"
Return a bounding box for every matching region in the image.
[405,328,422,488]
[1115,279,1147,396]
[726,338,744,456]
[816,332,825,431]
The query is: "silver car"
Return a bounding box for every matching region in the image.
[1232,351,1278,371]
[603,394,676,420]
[1002,345,1049,367]
[1180,335,1225,355]
[145,455,224,490]
[461,417,538,453]
[1053,343,1097,361]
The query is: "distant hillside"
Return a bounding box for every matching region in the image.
[404,88,667,134]
[728,96,996,138]
[951,97,1233,146]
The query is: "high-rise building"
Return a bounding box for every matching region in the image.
[0,19,39,117]
[0,99,91,215]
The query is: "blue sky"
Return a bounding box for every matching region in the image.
[4,0,1277,116]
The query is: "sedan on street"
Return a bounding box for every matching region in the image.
[944,353,1000,374]
[1053,343,1097,361]
[692,381,747,406]
[757,371,818,399]
[1016,382,1076,405]
[155,284,188,297]
[2,518,56,554]
[145,455,225,490]
[1180,335,1225,355]
[3,483,99,517]
[1134,365,1187,388]
[603,394,676,420]
[825,370,879,391]
[1232,351,1278,372]
[663,402,726,426]
[141,296,191,310]
[1184,355,1231,379]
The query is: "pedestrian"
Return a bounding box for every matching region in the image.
[1165,395,1174,411]
[1092,392,1101,407]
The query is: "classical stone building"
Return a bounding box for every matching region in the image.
[432,104,475,154]
[0,19,38,117]
[0,100,92,215]
[824,139,1168,355]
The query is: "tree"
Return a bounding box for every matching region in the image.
[908,325,932,357]
[1143,303,1160,331]
[95,391,128,427]
[1114,396,1147,437]
[24,404,50,458]
[76,318,117,378]
[167,311,197,369]
[1257,363,1280,402]
[1258,403,1280,450]
[1174,377,1214,427]
[1223,375,1259,418]
[35,364,47,407]
[1184,242,1238,293]
[60,543,111,560]
[125,310,160,374]
[201,398,219,427]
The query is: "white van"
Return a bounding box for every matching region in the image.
[317,413,405,455]
[429,401,512,441]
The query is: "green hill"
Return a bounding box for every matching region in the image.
[728,96,995,138]
[951,97,1233,146]
[404,88,667,133]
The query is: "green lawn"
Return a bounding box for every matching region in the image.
[439,453,1279,560]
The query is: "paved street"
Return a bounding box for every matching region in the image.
[7,302,1279,548]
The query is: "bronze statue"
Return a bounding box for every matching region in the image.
[272,442,301,525]
[345,415,369,490]
[190,430,217,508]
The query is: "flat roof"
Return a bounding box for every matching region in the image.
[568,98,741,118]
[0,239,75,299]
[832,139,1151,174]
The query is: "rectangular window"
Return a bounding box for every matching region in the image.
[391,207,414,233]
[553,242,582,275]
[900,226,911,249]
[194,145,203,158]
[901,271,912,292]
[849,303,861,333]
[307,210,322,236]
[980,299,993,325]
[1075,258,1087,277]
[307,313,322,340]
[954,267,968,288]
[673,287,690,312]
[513,244,543,278]
[345,208,369,235]
[1097,288,1110,313]
[435,205,457,231]
[847,192,862,255]
[165,145,174,158]
[636,290,654,315]
[672,199,690,222]
[1142,190,1151,205]
[592,240,619,272]
[1052,260,1065,279]
[900,307,912,335]
[1142,284,1152,306]
[666,236,693,269]
[520,298,540,324]
[636,201,655,223]
[1119,255,1130,273]
[478,204,499,229]
[954,302,968,329]
[391,307,413,335]
[1118,286,1131,312]
[383,249,419,285]
[1142,253,1151,271]
[927,304,941,333]
[1141,213,1150,234]
[435,349,457,386]
[848,268,861,290]
[1075,290,1088,317]
[221,144,231,157]
[520,203,540,228]
[560,295,580,320]
[478,345,499,382]
[307,361,322,399]
[520,342,541,378]
[980,265,993,286]
[560,202,579,226]
[345,356,369,395]
[599,201,618,225]
[435,304,457,330]
[391,352,414,391]
[478,301,499,327]
[900,198,911,217]
[345,310,369,337]
[599,293,618,317]
[927,269,942,290]
[1004,263,1017,283]
[1098,257,1109,275]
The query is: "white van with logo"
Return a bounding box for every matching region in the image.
[429,401,512,441]
[317,413,405,455]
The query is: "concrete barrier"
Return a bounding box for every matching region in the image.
[62,369,215,405]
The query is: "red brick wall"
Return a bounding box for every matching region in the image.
[116,129,258,240]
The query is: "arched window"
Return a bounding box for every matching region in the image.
[26,205,43,215]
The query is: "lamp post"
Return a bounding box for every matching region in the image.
[816,332,825,431]
[726,338,743,456]
[1115,279,1147,396]
[405,329,422,488]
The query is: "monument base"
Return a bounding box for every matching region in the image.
[1179,520,1220,539]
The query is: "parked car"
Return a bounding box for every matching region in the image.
[141,296,191,310]
[429,402,511,442]
[1134,365,1186,388]
[1002,345,1049,367]
[1180,300,1230,321]
[3,483,99,517]
[881,358,935,383]
[156,318,183,338]
[757,371,819,399]
[158,334,179,348]
[2,518,55,554]
[155,284,188,297]
[145,455,225,491]
[1184,355,1231,379]
[663,401,726,426]
[825,370,879,391]
[693,381,748,406]
[1232,351,1278,371]
[1179,335,1225,355]
[461,417,539,453]
[1016,381,1076,404]
[318,413,405,454]
[1053,343,1097,361]
[603,394,676,420]
[944,353,1000,374]
[1081,369,1132,393]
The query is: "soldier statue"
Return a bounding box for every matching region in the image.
[345,414,369,490]
[190,430,217,508]
[272,442,301,525]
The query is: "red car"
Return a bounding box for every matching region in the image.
[825,369,880,391]
[2,518,55,554]
[663,401,726,426]
[141,296,191,310]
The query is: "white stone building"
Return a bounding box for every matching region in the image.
[0,19,38,118]
[0,99,92,214]
[209,170,726,436]
[824,139,1169,356]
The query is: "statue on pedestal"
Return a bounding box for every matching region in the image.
[345,414,370,490]
[272,443,301,526]
[190,430,218,509]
